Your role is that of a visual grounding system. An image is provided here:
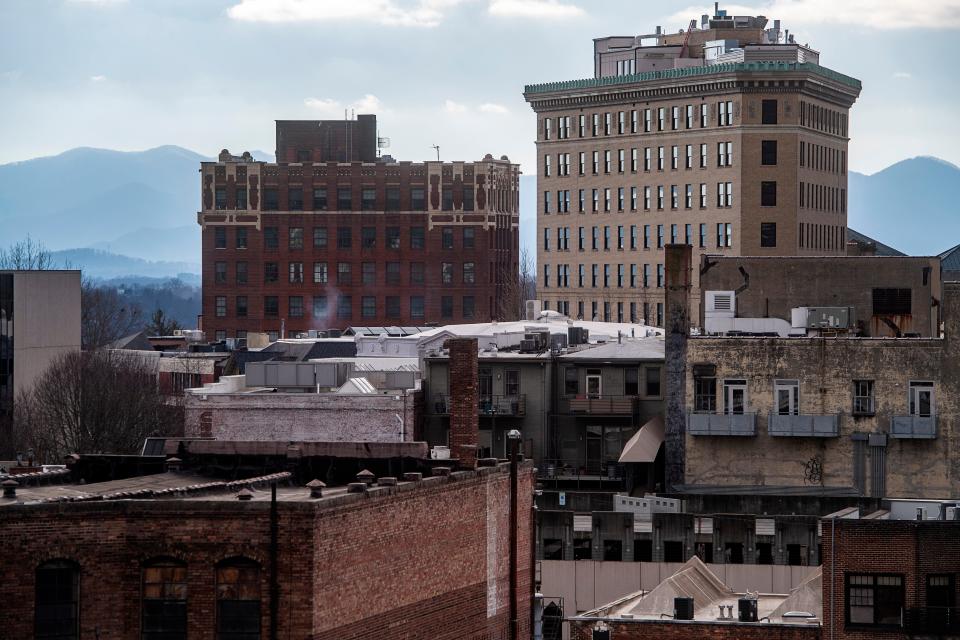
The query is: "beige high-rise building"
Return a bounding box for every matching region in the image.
[524,7,861,326]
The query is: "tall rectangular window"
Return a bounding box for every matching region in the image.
[846,575,903,626]
[410,226,425,249]
[214,226,227,249]
[337,226,351,249]
[337,187,352,210]
[410,296,424,318]
[289,295,304,318]
[762,99,778,124]
[288,188,303,210]
[761,140,778,165]
[411,187,426,210]
[760,222,777,247]
[337,295,352,319]
[761,181,777,207]
[361,296,376,318]
[313,227,327,248]
[36,561,80,640]
[700,103,708,127]
[313,262,328,284]
[288,227,303,249]
[312,188,328,210]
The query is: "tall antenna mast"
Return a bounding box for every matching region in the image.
[431,144,440,161]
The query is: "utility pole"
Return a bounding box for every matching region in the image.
[507,428,521,640]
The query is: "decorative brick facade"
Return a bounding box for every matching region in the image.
[821,517,960,640]
[199,117,520,340]
[0,463,534,639]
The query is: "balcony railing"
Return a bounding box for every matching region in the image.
[687,412,757,436]
[430,394,526,417]
[538,458,624,482]
[903,607,960,633]
[891,415,937,439]
[559,396,637,415]
[768,413,840,437]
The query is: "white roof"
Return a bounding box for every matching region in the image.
[336,377,377,395]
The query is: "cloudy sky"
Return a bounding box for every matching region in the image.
[1,0,959,174]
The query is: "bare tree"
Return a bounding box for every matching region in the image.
[500,247,537,320]
[12,350,183,462]
[147,308,181,337]
[0,235,56,270]
[81,279,144,349]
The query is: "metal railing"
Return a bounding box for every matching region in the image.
[903,607,960,633]
[687,412,757,436]
[429,394,526,417]
[559,395,637,415]
[768,413,840,437]
[891,415,937,439]
[538,458,624,481]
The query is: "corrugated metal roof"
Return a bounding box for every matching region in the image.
[939,244,960,271]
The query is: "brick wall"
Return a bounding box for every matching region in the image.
[447,338,479,468]
[0,464,534,640]
[569,619,820,639]
[821,518,960,640]
[183,391,416,442]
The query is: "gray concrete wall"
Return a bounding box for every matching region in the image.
[698,255,942,337]
[12,271,81,395]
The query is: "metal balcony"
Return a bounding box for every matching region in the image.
[768,413,839,437]
[559,396,637,415]
[891,415,937,439]
[429,394,526,417]
[687,412,757,436]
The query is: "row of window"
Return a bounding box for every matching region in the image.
[543,263,666,290]
[799,182,846,213]
[544,141,738,177]
[214,294,478,320]
[548,537,809,566]
[542,101,739,140]
[34,557,261,640]
[213,260,478,287]
[693,378,934,418]
[542,222,734,254]
[542,299,665,327]
[800,141,846,174]
[544,182,736,214]
[213,225,479,251]
[214,185,476,213]
[799,224,846,252]
[800,100,848,136]
[562,365,662,398]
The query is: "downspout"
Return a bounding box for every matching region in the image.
[830,517,835,640]
[509,440,519,640]
[270,483,279,640]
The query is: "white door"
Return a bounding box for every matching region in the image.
[774,380,799,416]
[910,382,934,417]
[723,380,747,415]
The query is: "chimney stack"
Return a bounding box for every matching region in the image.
[445,338,480,469]
[664,244,693,491]
[2,479,18,499]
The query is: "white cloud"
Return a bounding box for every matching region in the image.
[66,0,127,4]
[444,99,469,113]
[0,70,22,82]
[488,0,583,19]
[892,71,912,79]
[304,94,386,118]
[227,0,467,27]
[663,1,960,30]
[479,102,509,114]
[90,75,107,82]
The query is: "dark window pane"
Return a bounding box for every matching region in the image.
[761,140,778,165]
[263,188,278,211]
[761,99,778,124]
[760,222,777,247]
[761,181,777,207]
[288,188,303,211]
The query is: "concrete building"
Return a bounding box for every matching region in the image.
[0,270,81,453]
[663,245,960,500]
[0,453,535,640]
[524,6,861,325]
[697,254,942,337]
[198,114,520,341]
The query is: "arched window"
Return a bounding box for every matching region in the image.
[142,557,187,640]
[216,557,261,640]
[35,559,79,640]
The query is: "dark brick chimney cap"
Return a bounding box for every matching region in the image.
[356,469,375,478]
[236,488,254,500]
[306,479,326,488]
[1,479,18,487]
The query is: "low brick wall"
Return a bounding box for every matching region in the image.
[570,619,820,639]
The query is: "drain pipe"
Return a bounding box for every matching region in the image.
[829,517,835,640]
[270,482,279,640]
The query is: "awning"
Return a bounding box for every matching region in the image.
[618,415,664,463]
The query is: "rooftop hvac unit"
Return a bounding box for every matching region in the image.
[430,446,450,460]
[525,299,542,321]
[519,339,538,353]
[674,597,694,620]
[738,598,758,623]
[791,307,853,329]
[549,333,568,351]
[705,291,735,319]
[568,326,589,345]
[307,330,319,339]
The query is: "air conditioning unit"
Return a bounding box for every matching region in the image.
[430,446,450,460]
[519,339,538,353]
[791,307,853,329]
[705,291,735,319]
[525,300,542,321]
[173,329,184,337]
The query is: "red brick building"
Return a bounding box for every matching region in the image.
[199,114,520,341]
[0,458,534,640]
[822,511,960,639]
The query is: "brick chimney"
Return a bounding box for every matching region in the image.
[446,338,479,469]
[664,244,692,491]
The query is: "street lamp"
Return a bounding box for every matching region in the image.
[507,428,521,640]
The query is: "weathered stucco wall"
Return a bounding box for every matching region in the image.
[683,282,960,498]
[184,392,417,442]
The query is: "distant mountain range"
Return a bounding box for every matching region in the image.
[0,146,956,278]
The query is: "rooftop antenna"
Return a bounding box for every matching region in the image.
[431,144,440,161]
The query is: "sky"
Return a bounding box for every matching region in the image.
[1,0,959,175]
